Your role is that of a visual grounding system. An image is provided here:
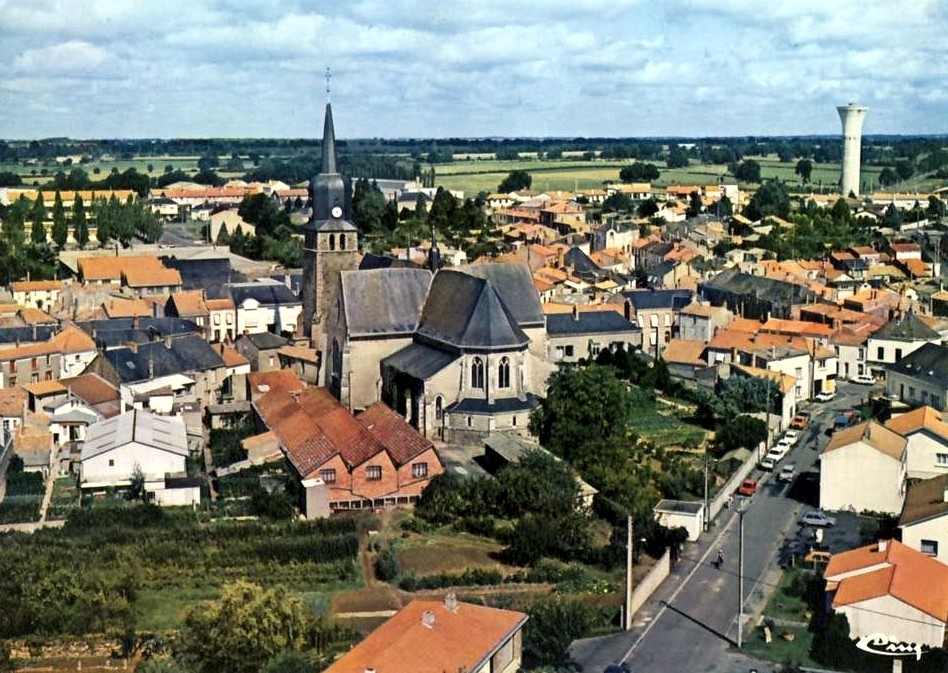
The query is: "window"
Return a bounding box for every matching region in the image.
[498,357,510,389]
[319,468,336,483]
[268,356,275,367]
[108,459,114,467]
[411,462,428,479]
[467,416,473,427]
[214,314,221,325]
[909,386,916,399]
[44,371,52,381]
[434,396,443,420]
[340,234,346,250]
[590,342,601,355]
[328,234,336,251]
[936,453,948,466]
[920,540,939,557]
[226,313,233,324]
[471,357,484,390]
[366,465,382,481]
[512,415,517,426]
[565,345,574,357]
[30,373,38,383]
[895,348,903,361]
[877,346,884,360]
[555,346,564,359]
[31,358,37,370]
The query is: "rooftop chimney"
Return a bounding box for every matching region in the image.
[421,610,436,629]
[878,539,888,553]
[444,592,459,613]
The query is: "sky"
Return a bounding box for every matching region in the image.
[1,0,947,140]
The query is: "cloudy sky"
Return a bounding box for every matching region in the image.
[1,0,946,140]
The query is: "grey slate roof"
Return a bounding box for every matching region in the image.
[0,325,56,347]
[103,334,225,383]
[887,342,948,386]
[621,288,693,311]
[456,263,545,327]
[647,260,678,278]
[341,268,432,337]
[417,270,528,351]
[701,267,815,306]
[228,281,301,307]
[381,342,459,380]
[873,312,940,342]
[80,318,202,349]
[447,393,539,415]
[240,332,289,350]
[546,312,637,337]
[161,256,243,292]
[564,247,602,279]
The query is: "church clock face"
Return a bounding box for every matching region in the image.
[331,206,343,218]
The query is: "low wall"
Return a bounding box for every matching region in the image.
[630,547,671,619]
[708,444,760,524]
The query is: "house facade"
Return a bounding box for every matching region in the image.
[820,421,907,515]
[885,406,948,479]
[886,343,948,411]
[899,475,948,563]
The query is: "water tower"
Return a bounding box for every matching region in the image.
[837,103,868,196]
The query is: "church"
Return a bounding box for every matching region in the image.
[300,99,552,443]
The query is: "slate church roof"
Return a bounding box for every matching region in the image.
[416,270,528,352]
[339,268,432,337]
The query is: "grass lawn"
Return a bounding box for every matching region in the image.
[629,401,707,448]
[135,586,220,631]
[394,531,509,576]
[743,567,820,668]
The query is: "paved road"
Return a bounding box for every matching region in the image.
[573,380,877,673]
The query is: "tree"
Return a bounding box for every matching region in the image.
[177,581,312,673]
[883,203,902,228]
[810,612,851,669]
[497,170,532,193]
[638,198,660,218]
[426,187,458,240]
[197,155,220,172]
[895,158,915,181]
[522,599,594,670]
[51,191,68,248]
[619,162,660,183]
[30,193,46,245]
[601,192,634,213]
[0,172,22,187]
[666,145,689,169]
[733,159,762,183]
[717,194,734,217]
[744,179,790,221]
[351,178,387,234]
[794,159,813,183]
[529,365,638,461]
[711,416,767,457]
[926,195,945,221]
[73,194,89,248]
[686,190,702,218]
[878,167,899,187]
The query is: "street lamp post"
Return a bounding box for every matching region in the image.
[737,500,747,649]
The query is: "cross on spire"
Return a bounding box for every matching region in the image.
[325,67,331,103]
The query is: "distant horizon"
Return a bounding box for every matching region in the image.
[4,132,948,145]
[2,2,947,140]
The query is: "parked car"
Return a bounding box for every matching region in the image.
[815,391,836,402]
[800,511,836,528]
[775,437,794,452]
[777,464,796,483]
[790,411,812,429]
[737,478,758,496]
[781,430,800,446]
[760,456,777,471]
[770,443,790,459]
[851,374,875,385]
[804,547,832,564]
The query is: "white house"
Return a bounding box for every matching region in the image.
[866,312,941,377]
[885,406,948,479]
[228,280,303,338]
[820,421,907,515]
[824,539,947,649]
[79,410,190,503]
[49,397,101,447]
[10,280,63,311]
[899,475,948,563]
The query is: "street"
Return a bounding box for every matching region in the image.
[572,380,878,673]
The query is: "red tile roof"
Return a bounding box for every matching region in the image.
[11,280,62,292]
[0,387,27,417]
[325,599,528,673]
[358,402,436,465]
[825,540,948,621]
[60,373,120,406]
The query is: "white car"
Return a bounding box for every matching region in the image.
[764,448,783,464]
[760,456,777,471]
[851,374,875,385]
[780,430,800,447]
[772,442,791,458]
[815,391,836,402]
[800,511,836,528]
[777,464,796,483]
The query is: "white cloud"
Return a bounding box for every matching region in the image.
[12,40,113,74]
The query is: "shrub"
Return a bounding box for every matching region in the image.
[375,548,401,583]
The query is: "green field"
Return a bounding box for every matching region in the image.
[629,400,707,448]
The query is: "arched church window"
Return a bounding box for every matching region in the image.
[328,234,335,251]
[340,234,346,250]
[435,396,443,420]
[471,357,484,390]
[498,356,510,389]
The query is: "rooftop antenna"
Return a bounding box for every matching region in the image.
[325,67,331,103]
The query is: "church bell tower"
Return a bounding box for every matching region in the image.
[301,70,360,345]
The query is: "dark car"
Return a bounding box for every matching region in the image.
[604,664,631,673]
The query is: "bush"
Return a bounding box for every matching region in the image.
[375,548,401,583]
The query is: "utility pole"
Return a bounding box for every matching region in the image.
[703,456,709,531]
[737,501,746,649]
[625,515,633,630]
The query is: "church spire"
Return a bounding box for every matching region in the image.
[321,67,337,174]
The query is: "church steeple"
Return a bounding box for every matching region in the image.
[321,103,337,174]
